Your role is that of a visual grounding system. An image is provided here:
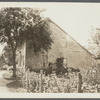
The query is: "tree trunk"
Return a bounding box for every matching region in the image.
[12,50,16,77]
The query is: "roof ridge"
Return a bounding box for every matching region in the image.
[49,18,93,56]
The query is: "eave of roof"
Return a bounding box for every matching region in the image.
[49,18,93,57]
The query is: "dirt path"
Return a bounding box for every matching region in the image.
[0,70,11,93]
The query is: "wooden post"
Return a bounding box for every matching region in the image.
[26,68,30,93]
[97,84,100,93]
[40,70,43,93]
[77,72,83,93]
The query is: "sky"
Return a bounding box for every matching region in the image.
[0,2,100,53]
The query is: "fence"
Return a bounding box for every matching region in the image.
[17,69,83,93]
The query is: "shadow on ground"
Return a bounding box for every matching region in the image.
[3,72,23,89]
[7,80,22,88]
[1,71,27,93]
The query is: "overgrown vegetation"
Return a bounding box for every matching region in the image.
[84,63,100,85]
[18,70,78,93]
[2,45,13,66]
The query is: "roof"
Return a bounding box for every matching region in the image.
[49,18,93,56]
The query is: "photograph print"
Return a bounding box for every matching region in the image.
[0,2,99,93]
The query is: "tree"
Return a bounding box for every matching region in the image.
[88,27,100,57]
[0,8,53,77]
[90,28,100,46]
[2,45,13,66]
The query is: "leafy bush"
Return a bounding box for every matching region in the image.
[84,64,100,85]
[29,63,53,75]
[55,57,68,75]
[69,67,80,72]
[19,71,78,93]
[43,65,52,76]
[29,67,42,73]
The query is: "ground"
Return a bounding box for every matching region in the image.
[0,70,10,93]
[0,70,27,93]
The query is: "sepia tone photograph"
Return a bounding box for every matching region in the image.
[0,2,99,95]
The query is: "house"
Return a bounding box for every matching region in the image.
[16,20,95,73]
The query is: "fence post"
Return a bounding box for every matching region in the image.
[40,70,43,93]
[77,72,83,93]
[26,68,30,93]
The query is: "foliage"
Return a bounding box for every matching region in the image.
[90,28,100,46]
[29,67,42,73]
[55,57,80,75]
[19,71,78,93]
[56,57,66,75]
[84,64,100,85]
[29,63,52,75]
[2,45,13,66]
[0,7,53,77]
[45,62,53,75]
[56,57,64,68]
[0,54,5,67]
[69,67,80,72]
[88,27,100,56]
[43,67,52,76]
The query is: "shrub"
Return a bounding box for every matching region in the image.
[85,64,100,85]
[29,63,53,75]
[55,57,68,75]
[29,67,42,73]
[44,63,52,76]
[69,67,80,72]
